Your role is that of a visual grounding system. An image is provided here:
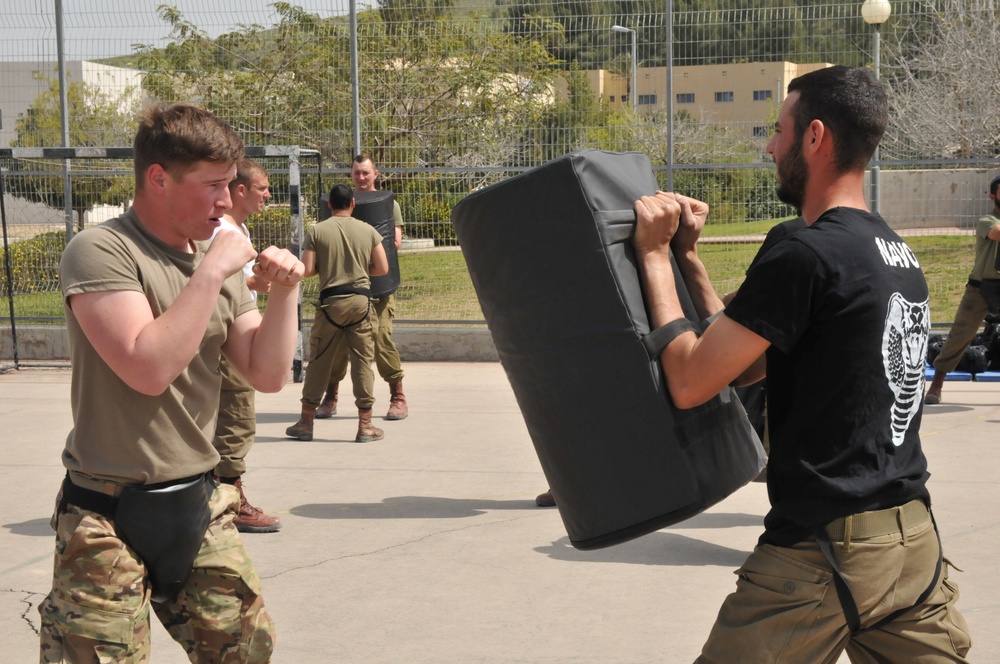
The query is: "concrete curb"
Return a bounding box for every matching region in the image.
[1,324,498,363]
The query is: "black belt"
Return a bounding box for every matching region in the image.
[318,284,372,331]
[59,472,215,603]
[59,472,206,518]
[319,284,371,300]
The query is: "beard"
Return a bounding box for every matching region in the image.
[775,134,808,212]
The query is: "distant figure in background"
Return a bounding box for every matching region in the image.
[286,184,389,443]
[925,174,1000,404]
[315,153,410,421]
[211,158,282,533]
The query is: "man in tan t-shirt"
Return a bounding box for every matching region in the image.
[286,183,388,442]
[314,153,409,421]
[42,103,303,663]
[212,158,282,533]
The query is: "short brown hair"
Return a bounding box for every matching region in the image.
[353,153,375,167]
[229,158,267,193]
[133,102,244,189]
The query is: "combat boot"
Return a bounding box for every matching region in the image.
[386,380,408,420]
[232,477,282,533]
[286,405,317,441]
[316,382,339,419]
[356,408,385,442]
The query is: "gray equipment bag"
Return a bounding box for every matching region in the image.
[451,149,765,550]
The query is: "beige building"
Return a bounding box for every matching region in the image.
[0,61,143,148]
[586,61,832,136]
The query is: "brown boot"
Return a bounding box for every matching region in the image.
[924,371,946,405]
[232,477,282,533]
[386,380,408,420]
[316,382,339,419]
[535,490,556,507]
[356,408,385,442]
[286,405,317,441]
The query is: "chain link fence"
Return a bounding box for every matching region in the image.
[3,0,998,363]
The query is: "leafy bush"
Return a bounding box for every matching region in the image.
[0,231,67,294]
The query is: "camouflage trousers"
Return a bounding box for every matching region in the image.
[39,482,275,663]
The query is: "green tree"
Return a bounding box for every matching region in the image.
[7,76,137,231]
[135,3,355,160]
[355,1,559,192]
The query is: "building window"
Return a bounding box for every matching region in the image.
[753,126,770,138]
[753,90,773,101]
[638,94,657,105]
[609,96,615,103]
[715,91,734,103]
[676,93,694,104]
[621,95,628,102]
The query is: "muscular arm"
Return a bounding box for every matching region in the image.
[222,246,304,393]
[70,233,254,396]
[634,192,770,408]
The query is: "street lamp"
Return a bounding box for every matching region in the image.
[611,25,637,110]
[862,0,891,215]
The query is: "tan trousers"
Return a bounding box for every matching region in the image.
[933,283,990,373]
[330,294,404,385]
[302,294,377,410]
[214,357,256,478]
[698,505,971,663]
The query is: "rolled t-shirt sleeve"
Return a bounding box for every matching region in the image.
[60,228,143,303]
[725,238,828,354]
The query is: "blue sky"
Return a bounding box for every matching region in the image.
[1,0,355,61]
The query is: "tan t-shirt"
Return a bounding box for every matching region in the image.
[304,215,384,291]
[59,209,256,486]
[971,213,1000,281]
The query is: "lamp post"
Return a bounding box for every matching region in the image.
[862,0,891,215]
[611,25,637,110]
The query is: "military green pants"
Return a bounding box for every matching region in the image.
[214,356,256,478]
[39,482,275,663]
[933,283,991,374]
[302,293,377,410]
[330,294,404,385]
[697,504,971,663]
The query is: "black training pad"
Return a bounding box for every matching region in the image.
[451,150,765,549]
[352,190,400,298]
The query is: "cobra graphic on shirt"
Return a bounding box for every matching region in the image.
[881,292,929,446]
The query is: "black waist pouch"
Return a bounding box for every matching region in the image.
[114,473,214,603]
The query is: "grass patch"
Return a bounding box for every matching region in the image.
[4,234,975,326]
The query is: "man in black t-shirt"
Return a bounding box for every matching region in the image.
[632,66,971,662]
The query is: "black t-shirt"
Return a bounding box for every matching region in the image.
[751,217,808,272]
[727,207,931,546]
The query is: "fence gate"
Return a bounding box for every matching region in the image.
[1,145,318,380]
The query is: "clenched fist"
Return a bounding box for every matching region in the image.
[252,246,305,288]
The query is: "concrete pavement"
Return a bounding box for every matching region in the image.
[1,363,997,662]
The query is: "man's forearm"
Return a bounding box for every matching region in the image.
[637,252,686,328]
[244,283,300,392]
[673,248,724,321]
